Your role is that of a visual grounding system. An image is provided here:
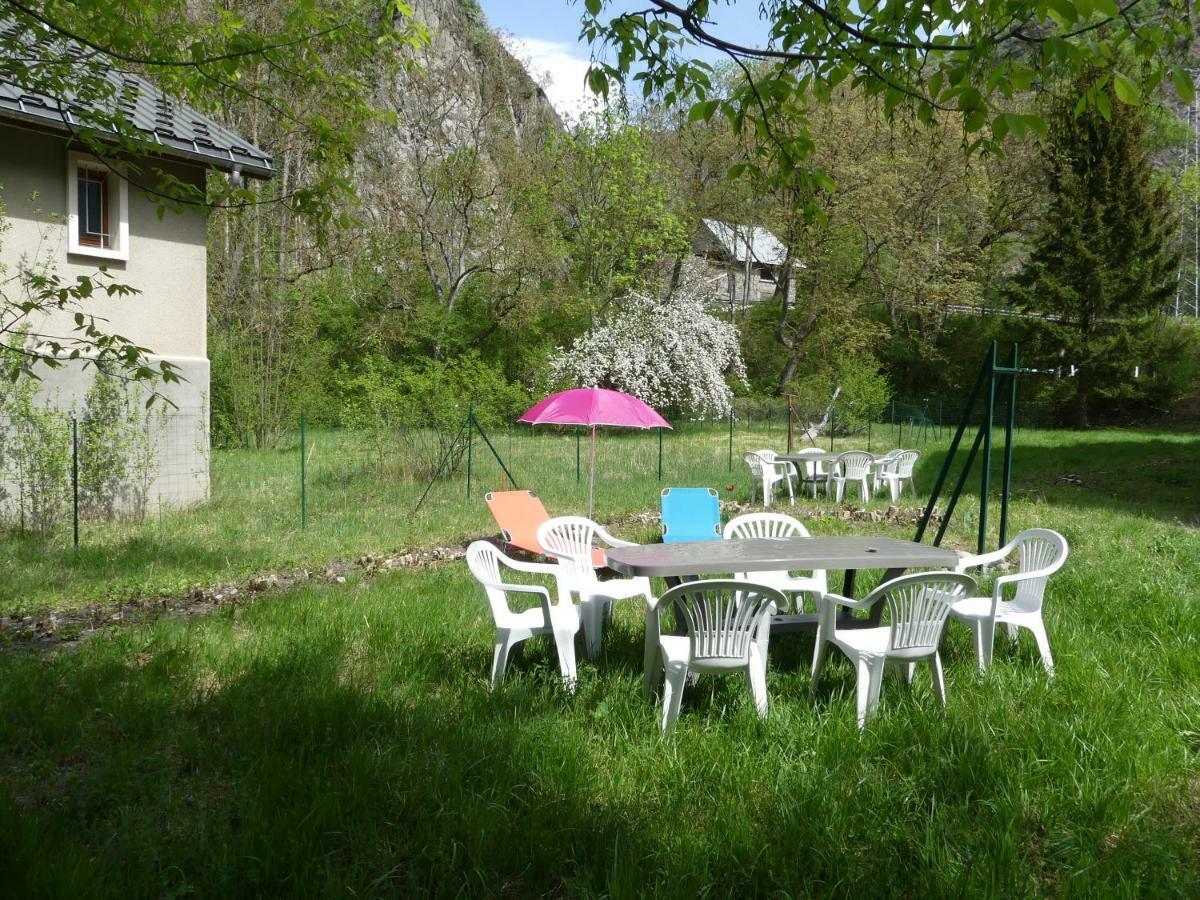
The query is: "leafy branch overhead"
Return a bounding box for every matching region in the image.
[0,0,426,217]
[580,0,1194,191]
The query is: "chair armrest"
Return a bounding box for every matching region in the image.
[955,546,1010,571]
[593,524,636,548]
[819,591,876,611]
[483,580,555,618]
[497,552,561,577]
[490,581,551,599]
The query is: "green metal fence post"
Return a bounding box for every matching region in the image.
[465,405,474,499]
[999,344,1019,547]
[728,406,734,472]
[71,415,79,552]
[978,342,997,555]
[299,412,306,529]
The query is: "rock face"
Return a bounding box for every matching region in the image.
[371,0,561,162]
[412,0,561,140]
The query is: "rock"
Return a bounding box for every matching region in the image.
[334,575,347,585]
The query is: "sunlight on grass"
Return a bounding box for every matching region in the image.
[0,424,1197,615]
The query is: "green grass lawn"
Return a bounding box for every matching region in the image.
[2,422,1198,615]
[0,426,1198,894]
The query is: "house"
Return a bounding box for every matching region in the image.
[692,219,800,313]
[0,24,273,509]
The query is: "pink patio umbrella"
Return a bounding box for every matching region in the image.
[518,387,671,518]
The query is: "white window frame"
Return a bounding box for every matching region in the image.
[67,152,129,261]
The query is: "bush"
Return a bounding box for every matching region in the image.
[785,354,891,434]
[342,353,529,480]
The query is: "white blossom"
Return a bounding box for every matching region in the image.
[550,261,747,417]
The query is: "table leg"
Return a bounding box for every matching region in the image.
[842,569,857,597]
[836,567,905,629]
[662,575,689,636]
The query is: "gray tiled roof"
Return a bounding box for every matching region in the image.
[0,19,274,179]
[701,219,792,267]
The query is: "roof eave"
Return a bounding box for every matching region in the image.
[0,105,275,180]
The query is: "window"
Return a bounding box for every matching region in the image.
[77,168,110,248]
[758,266,775,283]
[67,153,129,261]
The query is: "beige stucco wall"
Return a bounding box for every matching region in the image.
[0,123,212,508]
[0,125,208,359]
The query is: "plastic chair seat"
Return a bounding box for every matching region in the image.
[658,634,750,673]
[497,607,555,631]
[827,626,892,657]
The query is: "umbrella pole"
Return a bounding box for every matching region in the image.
[587,425,597,519]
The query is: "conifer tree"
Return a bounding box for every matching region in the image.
[1009,71,1180,427]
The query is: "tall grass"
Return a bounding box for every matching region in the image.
[1,446,1198,893]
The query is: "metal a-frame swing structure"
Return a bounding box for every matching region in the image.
[413,404,518,514]
[914,341,1051,555]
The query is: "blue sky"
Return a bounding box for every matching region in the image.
[477,1,772,120]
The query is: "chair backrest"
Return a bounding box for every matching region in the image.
[743,452,766,478]
[892,450,920,477]
[537,515,602,582]
[756,449,778,462]
[485,490,550,555]
[792,447,826,477]
[466,541,513,619]
[835,450,874,478]
[1011,529,1069,610]
[660,488,721,543]
[657,580,784,664]
[723,511,811,541]
[862,572,975,654]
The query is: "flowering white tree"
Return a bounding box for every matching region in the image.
[550,261,746,417]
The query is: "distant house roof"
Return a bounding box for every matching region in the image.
[0,19,274,179]
[699,219,796,267]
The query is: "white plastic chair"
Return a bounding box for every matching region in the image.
[466,541,581,689]
[827,450,874,503]
[950,528,1069,674]
[870,449,902,495]
[722,512,828,612]
[644,579,784,731]
[744,450,797,507]
[875,450,920,501]
[792,447,829,498]
[812,572,976,728]
[537,516,653,660]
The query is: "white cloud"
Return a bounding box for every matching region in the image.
[502,36,602,124]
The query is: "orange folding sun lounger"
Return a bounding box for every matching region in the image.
[485,489,605,567]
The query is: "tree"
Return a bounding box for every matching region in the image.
[549,259,746,416]
[1,0,423,392]
[1009,71,1181,426]
[579,1,1193,196]
[543,115,690,309]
